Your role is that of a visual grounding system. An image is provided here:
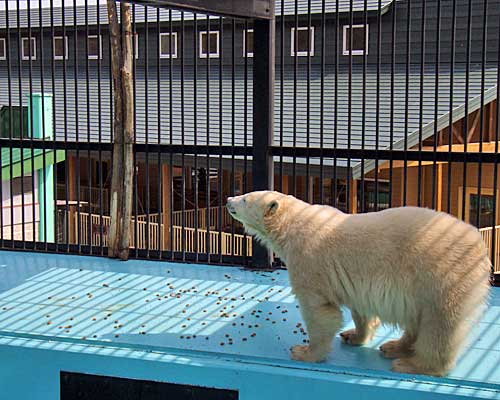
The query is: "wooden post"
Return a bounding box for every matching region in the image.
[107,1,135,260]
[349,179,358,214]
[162,163,172,250]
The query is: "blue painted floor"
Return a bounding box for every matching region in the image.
[0,250,499,397]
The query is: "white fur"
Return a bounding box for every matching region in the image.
[226,191,491,376]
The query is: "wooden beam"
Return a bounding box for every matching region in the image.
[452,124,464,144]
[489,101,497,142]
[467,110,481,142]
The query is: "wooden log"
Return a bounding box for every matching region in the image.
[107,0,123,258]
[117,1,135,259]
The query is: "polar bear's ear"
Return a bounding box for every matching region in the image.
[266,200,280,217]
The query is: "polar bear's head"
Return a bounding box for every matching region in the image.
[226,191,288,241]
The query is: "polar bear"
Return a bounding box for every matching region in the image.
[226,191,491,376]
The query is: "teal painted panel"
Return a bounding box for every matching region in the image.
[0,251,499,399]
[26,93,55,242]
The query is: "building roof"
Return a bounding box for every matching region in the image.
[0,1,394,29]
[0,63,497,174]
[1,148,66,180]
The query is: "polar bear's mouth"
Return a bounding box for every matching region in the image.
[226,204,237,215]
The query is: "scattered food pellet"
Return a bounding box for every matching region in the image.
[250,333,256,337]
[115,334,119,338]
[102,283,109,287]
[242,338,247,341]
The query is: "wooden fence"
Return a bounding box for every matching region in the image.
[75,212,250,256]
[479,225,500,273]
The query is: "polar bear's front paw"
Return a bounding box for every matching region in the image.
[340,328,372,346]
[290,345,327,363]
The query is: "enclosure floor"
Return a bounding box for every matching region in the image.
[0,250,499,396]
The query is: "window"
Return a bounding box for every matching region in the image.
[343,24,368,56]
[0,38,5,60]
[357,181,390,213]
[291,27,314,57]
[159,32,177,58]
[22,37,36,60]
[469,194,495,228]
[53,36,68,60]
[87,35,102,59]
[243,29,253,57]
[199,31,219,58]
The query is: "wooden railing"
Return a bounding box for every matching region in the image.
[134,208,232,230]
[74,212,250,256]
[172,226,252,256]
[172,207,232,229]
[479,225,500,273]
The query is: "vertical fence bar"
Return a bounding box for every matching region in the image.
[168,9,174,260]
[417,0,426,207]
[205,15,211,261]
[5,0,14,248]
[230,19,235,257]
[388,0,396,209]
[403,0,411,206]
[193,12,199,261]
[133,4,138,258]
[217,16,223,262]
[243,16,249,264]
[333,0,339,208]
[98,1,104,255]
[157,7,162,256]
[431,0,441,211]
[461,0,473,221]
[319,0,325,203]
[16,0,25,246]
[73,0,81,251]
[305,0,311,204]
[279,1,284,194]
[447,0,456,214]
[476,0,489,229]
[145,6,151,256]
[252,10,275,268]
[27,0,36,246]
[50,0,58,250]
[85,0,92,252]
[180,11,186,261]
[38,0,48,249]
